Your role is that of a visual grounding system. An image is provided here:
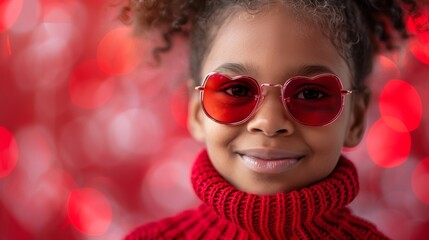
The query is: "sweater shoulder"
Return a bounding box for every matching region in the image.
[123,207,204,240]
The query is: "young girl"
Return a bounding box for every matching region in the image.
[122,0,421,239]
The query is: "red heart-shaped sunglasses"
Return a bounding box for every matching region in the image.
[195,72,357,126]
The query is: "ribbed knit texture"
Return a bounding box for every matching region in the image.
[125,149,389,239]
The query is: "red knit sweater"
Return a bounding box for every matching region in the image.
[125,149,388,239]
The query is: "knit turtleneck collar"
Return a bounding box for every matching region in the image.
[191,149,379,238]
[125,149,389,239]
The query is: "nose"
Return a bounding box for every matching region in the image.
[246,91,295,137]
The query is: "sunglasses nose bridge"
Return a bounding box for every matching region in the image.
[260,83,284,95]
[260,83,286,104]
[258,83,288,111]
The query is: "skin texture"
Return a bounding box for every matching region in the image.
[188,4,369,195]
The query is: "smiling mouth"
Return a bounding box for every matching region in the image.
[238,153,302,174]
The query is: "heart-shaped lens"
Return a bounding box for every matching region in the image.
[283,74,343,126]
[201,73,260,124]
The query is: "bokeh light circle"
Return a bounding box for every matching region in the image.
[14,125,55,182]
[107,108,163,157]
[366,117,411,168]
[143,156,197,214]
[407,12,429,43]
[7,0,41,35]
[412,157,429,205]
[376,55,401,79]
[379,79,422,132]
[67,188,112,236]
[407,12,429,64]
[97,27,141,75]
[170,82,189,129]
[12,22,75,91]
[69,60,114,109]
[409,39,429,65]
[0,127,18,178]
[0,0,24,32]
[2,168,76,233]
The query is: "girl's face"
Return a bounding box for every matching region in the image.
[188,5,368,195]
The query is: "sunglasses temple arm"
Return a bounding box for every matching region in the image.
[195,86,204,91]
[341,90,354,96]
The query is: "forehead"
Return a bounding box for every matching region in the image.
[201,5,352,87]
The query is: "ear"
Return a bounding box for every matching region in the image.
[344,88,371,147]
[187,89,206,142]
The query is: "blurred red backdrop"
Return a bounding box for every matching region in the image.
[1,1,429,239]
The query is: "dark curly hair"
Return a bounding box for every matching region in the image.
[121,0,422,89]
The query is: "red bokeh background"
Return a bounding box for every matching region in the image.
[1,1,429,239]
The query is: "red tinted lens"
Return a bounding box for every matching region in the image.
[201,73,259,124]
[283,75,343,126]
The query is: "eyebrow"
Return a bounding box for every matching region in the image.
[295,65,335,76]
[212,63,335,77]
[213,63,251,75]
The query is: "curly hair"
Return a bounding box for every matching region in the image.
[121,0,422,88]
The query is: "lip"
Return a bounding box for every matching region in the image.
[237,149,303,174]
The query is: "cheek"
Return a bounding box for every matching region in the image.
[300,97,354,147]
[314,100,354,141]
[302,121,348,153]
[202,120,238,147]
